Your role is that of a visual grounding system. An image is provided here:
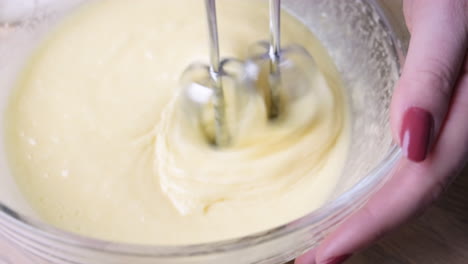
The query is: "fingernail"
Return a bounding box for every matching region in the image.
[322,254,353,264]
[400,107,434,162]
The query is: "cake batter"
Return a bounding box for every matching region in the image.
[5,0,349,244]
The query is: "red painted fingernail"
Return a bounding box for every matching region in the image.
[323,254,352,264]
[400,107,434,162]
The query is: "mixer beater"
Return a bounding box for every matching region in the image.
[180,0,317,147]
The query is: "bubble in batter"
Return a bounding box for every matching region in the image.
[5,0,350,245]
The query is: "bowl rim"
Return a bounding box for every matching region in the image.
[0,0,406,257]
[0,148,401,257]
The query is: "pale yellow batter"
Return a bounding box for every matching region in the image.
[5,0,349,244]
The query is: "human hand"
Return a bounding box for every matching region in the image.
[296,0,468,263]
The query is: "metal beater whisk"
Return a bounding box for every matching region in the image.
[180,0,248,147]
[248,0,317,120]
[180,0,317,147]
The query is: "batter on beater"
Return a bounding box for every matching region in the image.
[5,0,350,245]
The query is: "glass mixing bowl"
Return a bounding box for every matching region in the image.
[0,0,408,263]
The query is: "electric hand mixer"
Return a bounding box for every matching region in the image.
[181,0,317,147]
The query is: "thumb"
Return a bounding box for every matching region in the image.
[391,0,468,162]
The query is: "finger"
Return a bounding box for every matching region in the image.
[295,249,317,264]
[296,59,468,264]
[390,0,468,162]
[402,0,415,31]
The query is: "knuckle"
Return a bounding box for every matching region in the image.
[406,165,451,216]
[405,59,454,101]
[447,0,468,30]
[455,80,468,112]
[454,0,468,20]
[428,178,448,204]
[425,170,457,206]
[361,206,387,241]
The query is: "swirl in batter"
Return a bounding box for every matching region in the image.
[5,0,350,244]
